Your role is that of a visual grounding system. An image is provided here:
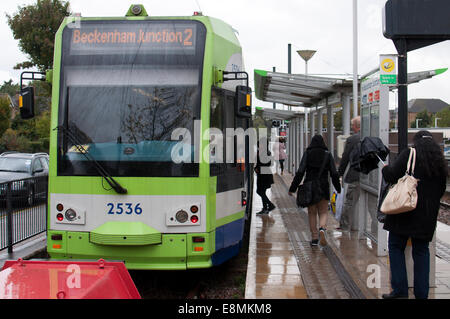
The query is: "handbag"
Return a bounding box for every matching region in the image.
[296,152,329,208]
[380,147,418,215]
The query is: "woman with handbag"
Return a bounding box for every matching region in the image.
[381,130,447,299]
[288,135,341,246]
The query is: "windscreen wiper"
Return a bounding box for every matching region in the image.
[55,125,128,194]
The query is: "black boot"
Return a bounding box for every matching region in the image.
[382,291,408,299]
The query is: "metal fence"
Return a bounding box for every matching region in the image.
[0,176,48,252]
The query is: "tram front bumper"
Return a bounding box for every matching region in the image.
[47,230,213,270]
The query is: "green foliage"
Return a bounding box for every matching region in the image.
[6,0,71,71]
[334,109,342,131]
[0,80,20,96]
[0,97,12,138]
[435,106,450,127]
[252,108,270,129]
[411,110,432,128]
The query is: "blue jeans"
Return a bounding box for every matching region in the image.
[388,232,430,299]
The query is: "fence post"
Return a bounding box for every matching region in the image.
[6,182,13,254]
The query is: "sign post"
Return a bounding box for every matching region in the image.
[379,54,397,85]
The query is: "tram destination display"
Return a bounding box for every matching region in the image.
[68,21,197,55]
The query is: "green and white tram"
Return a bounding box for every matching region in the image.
[21,5,253,270]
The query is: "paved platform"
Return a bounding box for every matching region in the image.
[0,233,47,269]
[245,173,450,299]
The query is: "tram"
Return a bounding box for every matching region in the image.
[20,5,253,270]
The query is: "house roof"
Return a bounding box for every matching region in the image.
[408,98,449,113]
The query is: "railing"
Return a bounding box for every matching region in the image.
[0,176,48,253]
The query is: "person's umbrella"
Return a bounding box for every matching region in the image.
[349,136,389,174]
[359,136,390,174]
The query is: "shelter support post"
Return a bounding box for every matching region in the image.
[343,94,351,136]
[397,39,408,152]
[326,98,333,153]
[318,109,323,135]
[299,117,304,164]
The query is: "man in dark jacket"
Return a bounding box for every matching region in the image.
[255,139,275,215]
[338,116,360,231]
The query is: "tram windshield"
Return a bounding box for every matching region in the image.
[57,20,206,177]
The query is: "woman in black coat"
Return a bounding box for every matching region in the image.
[288,135,341,246]
[381,130,447,299]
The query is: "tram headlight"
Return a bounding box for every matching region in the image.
[175,210,189,223]
[65,208,77,221]
[131,5,142,15]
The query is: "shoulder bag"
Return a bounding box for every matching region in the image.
[296,151,329,208]
[380,147,418,214]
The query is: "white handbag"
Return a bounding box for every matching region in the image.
[380,147,418,215]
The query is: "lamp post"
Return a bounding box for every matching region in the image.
[297,50,316,144]
[296,50,317,76]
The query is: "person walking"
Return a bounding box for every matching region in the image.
[381,130,447,299]
[255,138,276,215]
[288,135,341,246]
[338,116,361,231]
[278,137,287,175]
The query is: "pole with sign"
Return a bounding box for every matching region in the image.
[379,54,398,85]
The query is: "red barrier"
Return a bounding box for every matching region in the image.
[0,258,140,299]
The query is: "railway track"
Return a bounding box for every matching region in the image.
[440,201,450,209]
[128,225,250,299]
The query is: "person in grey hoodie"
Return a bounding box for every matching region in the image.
[338,116,360,231]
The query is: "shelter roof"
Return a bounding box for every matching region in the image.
[254,69,352,107]
[254,68,448,108]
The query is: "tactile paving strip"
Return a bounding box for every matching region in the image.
[273,175,366,299]
[436,238,450,264]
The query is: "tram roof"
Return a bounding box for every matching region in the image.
[254,67,448,108]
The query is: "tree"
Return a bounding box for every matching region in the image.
[6,0,71,71]
[436,106,450,127]
[411,110,432,128]
[0,80,20,96]
[0,97,12,138]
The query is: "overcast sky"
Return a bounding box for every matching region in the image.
[1,0,449,110]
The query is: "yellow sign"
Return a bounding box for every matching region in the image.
[381,58,395,73]
[379,54,397,85]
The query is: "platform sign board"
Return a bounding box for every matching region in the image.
[379,54,397,85]
[359,68,389,256]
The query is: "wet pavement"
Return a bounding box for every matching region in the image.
[245,173,450,299]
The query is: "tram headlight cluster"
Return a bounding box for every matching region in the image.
[175,210,189,223]
[55,203,86,225]
[167,204,201,226]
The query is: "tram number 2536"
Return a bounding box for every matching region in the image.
[107,202,143,215]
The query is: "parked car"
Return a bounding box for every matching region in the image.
[0,152,49,206]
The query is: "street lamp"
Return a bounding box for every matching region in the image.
[297,50,316,141]
[296,50,316,75]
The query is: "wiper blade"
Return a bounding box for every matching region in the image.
[55,125,127,194]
